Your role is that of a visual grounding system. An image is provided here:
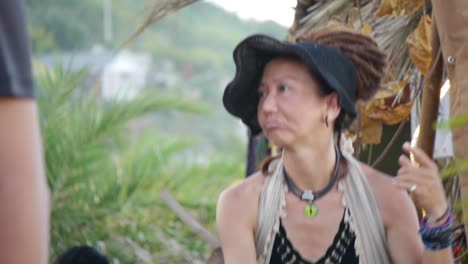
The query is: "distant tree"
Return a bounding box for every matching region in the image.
[26,0,104,52]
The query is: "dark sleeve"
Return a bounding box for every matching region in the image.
[0,0,35,98]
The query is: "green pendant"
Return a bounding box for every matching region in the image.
[305,204,318,218]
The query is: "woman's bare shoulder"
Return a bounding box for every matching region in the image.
[359,163,418,226]
[216,172,265,263]
[360,163,410,203]
[217,172,266,213]
[360,163,394,190]
[216,172,267,229]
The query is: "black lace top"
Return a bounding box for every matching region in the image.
[269,209,359,264]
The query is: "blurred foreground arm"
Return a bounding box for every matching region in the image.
[0,0,50,263]
[0,100,50,264]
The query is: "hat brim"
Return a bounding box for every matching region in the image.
[223,34,357,135]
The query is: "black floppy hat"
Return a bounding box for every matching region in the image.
[222,34,358,135]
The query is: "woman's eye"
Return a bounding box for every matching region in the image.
[258,91,267,98]
[279,85,289,92]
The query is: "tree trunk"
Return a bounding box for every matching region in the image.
[415,15,443,219]
[432,0,468,241]
[415,16,442,158]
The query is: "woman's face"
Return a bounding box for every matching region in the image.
[257,57,339,147]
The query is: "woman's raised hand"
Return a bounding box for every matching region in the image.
[393,142,449,221]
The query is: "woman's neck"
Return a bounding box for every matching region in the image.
[282,140,337,191]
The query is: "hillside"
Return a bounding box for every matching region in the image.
[28,0,288,154]
[122,1,288,153]
[135,1,287,71]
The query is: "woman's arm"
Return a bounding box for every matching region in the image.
[386,188,453,264]
[0,100,50,264]
[422,249,453,264]
[392,143,454,264]
[216,179,260,264]
[385,186,423,264]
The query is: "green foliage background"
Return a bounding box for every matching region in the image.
[27,1,287,262]
[38,67,246,263]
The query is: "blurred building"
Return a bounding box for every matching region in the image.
[37,48,153,101]
[101,50,152,101]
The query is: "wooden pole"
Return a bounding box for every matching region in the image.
[415,17,443,157]
[414,16,443,221]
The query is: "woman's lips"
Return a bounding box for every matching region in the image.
[263,120,281,130]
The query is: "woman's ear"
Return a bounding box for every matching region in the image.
[326,92,341,122]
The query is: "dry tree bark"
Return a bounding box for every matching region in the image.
[415,16,443,158]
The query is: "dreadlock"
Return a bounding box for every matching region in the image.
[296,26,387,102]
[295,26,387,140]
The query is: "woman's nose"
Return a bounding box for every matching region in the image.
[260,92,278,113]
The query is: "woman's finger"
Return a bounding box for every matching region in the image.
[398,154,413,168]
[402,142,437,170]
[397,170,438,187]
[398,167,440,184]
[393,174,426,186]
[392,179,422,194]
[396,167,406,176]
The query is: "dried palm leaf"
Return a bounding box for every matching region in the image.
[292,0,354,37]
[120,0,199,47]
[290,0,431,84]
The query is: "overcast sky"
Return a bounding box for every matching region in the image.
[205,0,296,27]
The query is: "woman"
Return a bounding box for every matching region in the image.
[216,27,453,264]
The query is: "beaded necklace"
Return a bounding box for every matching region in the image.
[283,147,341,218]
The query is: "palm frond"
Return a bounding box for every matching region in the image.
[38,66,210,260]
[121,0,200,47]
[290,0,431,83]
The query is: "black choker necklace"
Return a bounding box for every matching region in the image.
[283,146,341,218]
